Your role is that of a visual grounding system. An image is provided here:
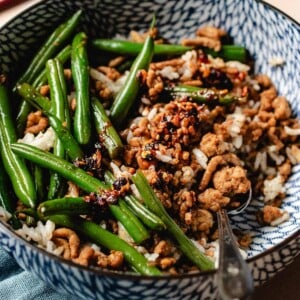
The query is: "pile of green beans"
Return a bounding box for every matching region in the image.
[15,81,157,245]
[0,10,253,275]
[11,142,151,244]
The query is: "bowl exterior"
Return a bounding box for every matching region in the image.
[0,0,300,299]
[0,223,218,300]
[0,222,299,300]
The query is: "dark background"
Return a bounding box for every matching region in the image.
[253,254,300,300]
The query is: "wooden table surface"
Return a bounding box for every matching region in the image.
[0,1,299,300]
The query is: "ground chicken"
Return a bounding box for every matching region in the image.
[199,133,228,157]
[259,86,277,111]
[278,160,292,181]
[72,245,95,267]
[213,166,251,195]
[196,26,227,39]
[198,188,230,211]
[199,153,242,191]
[262,205,284,224]
[52,228,80,259]
[254,74,272,88]
[189,209,214,233]
[25,110,48,134]
[154,240,172,256]
[158,257,177,270]
[272,96,292,120]
[181,36,221,51]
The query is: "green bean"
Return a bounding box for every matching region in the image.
[48,214,161,275]
[110,201,150,244]
[101,172,150,243]
[17,83,51,111]
[92,39,192,56]
[53,59,71,129]
[46,58,69,199]
[123,195,166,231]
[15,10,82,87]
[11,143,109,193]
[0,85,36,208]
[91,97,123,159]
[25,215,37,226]
[0,165,21,227]
[110,18,155,126]
[0,156,22,229]
[92,39,247,62]
[15,102,31,137]
[117,59,133,72]
[16,83,83,161]
[132,170,215,271]
[32,45,72,89]
[0,158,15,214]
[47,171,67,200]
[105,170,165,231]
[71,32,91,145]
[15,11,82,135]
[205,45,248,62]
[166,85,236,104]
[47,59,68,127]
[48,113,84,161]
[38,197,92,217]
[33,165,47,201]
[16,208,39,220]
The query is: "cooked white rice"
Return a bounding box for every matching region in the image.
[18,126,55,151]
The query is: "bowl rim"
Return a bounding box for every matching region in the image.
[261,0,300,26]
[0,0,299,281]
[1,0,299,30]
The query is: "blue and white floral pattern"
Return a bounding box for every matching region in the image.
[0,0,299,299]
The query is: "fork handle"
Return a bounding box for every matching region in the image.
[217,209,254,300]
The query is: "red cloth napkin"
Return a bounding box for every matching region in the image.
[0,0,27,11]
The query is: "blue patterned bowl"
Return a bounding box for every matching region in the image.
[0,0,299,299]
